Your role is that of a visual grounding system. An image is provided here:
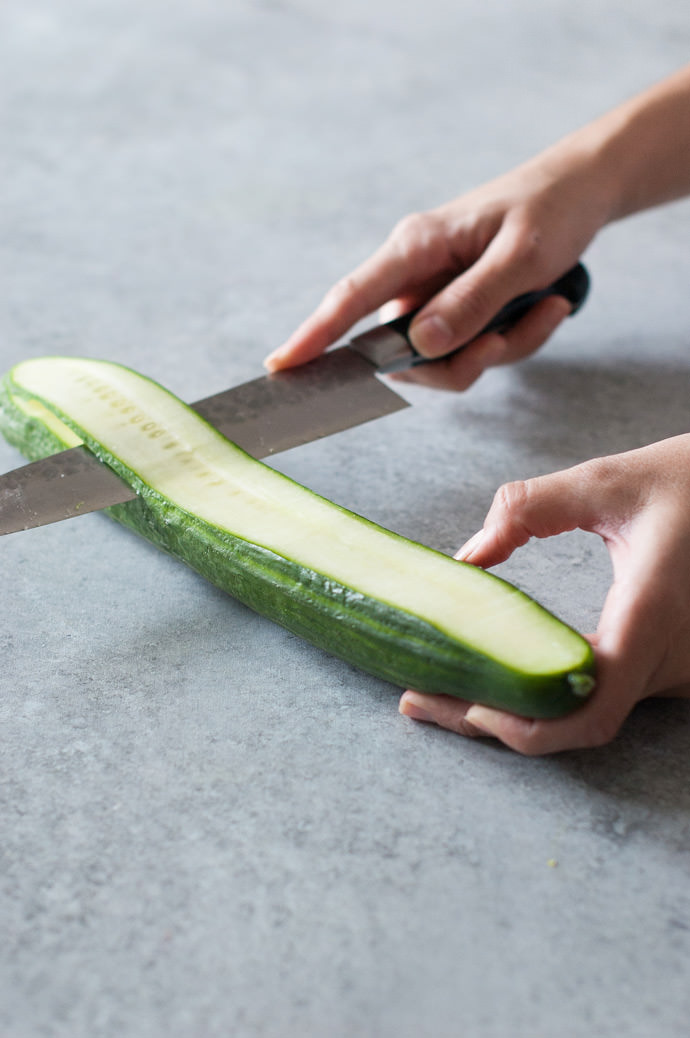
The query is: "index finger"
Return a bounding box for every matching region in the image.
[264,213,451,371]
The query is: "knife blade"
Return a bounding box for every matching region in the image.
[0,262,589,535]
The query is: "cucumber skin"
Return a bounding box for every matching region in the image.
[0,373,595,718]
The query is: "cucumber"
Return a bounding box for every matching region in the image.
[0,356,595,717]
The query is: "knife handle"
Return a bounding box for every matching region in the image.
[349,261,590,374]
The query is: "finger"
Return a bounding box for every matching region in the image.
[460,561,677,754]
[399,691,488,738]
[455,459,617,568]
[408,227,559,358]
[592,510,690,695]
[390,332,508,390]
[400,504,646,753]
[378,294,426,323]
[452,508,684,753]
[459,687,630,755]
[400,638,640,755]
[378,271,461,326]
[391,293,571,391]
[492,292,572,364]
[265,212,452,370]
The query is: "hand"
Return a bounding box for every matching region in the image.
[266,66,690,390]
[400,435,690,753]
[266,144,613,389]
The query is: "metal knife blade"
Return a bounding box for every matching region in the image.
[0,345,407,534]
[0,262,590,535]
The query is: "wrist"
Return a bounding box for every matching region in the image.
[533,121,628,230]
[568,67,690,223]
[526,67,690,229]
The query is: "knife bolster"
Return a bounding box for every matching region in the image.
[349,325,418,374]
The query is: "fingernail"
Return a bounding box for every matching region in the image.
[480,336,508,367]
[464,705,495,737]
[399,691,435,723]
[454,528,484,561]
[411,314,453,356]
[378,301,402,323]
[552,295,573,320]
[263,346,288,371]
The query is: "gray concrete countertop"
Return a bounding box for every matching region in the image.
[1,2,689,1036]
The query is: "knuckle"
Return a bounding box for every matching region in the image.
[492,478,531,520]
[510,228,544,270]
[583,713,620,748]
[388,211,437,263]
[495,719,549,757]
[501,217,555,281]
[571,456,632,515]
[391,210,428,240]
[484,479,534,553]
[443,354,482,392]
[442,277,492,332]
[512,730,548,757]
[576,454,619,485]
[508,711,620,756]
[325,273,359,307]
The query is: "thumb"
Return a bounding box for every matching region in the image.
[456,463,604,568]
[407,227,565,359]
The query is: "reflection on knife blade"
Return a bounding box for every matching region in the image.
[0,345,409,534]
[0,261,590,535]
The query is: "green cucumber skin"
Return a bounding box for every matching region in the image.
[0,373,595,718]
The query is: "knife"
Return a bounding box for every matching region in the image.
[0,262,589,535]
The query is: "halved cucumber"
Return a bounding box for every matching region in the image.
[0,357,595,717]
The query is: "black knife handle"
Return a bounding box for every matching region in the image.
[350,262,590,373]
[391,261,589,363]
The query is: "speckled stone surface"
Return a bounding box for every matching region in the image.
[1,2,689,1036]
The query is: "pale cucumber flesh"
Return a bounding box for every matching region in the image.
[1,356,596,714]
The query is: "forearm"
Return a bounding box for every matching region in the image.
[269,65,690,375]
[540,65,690,224]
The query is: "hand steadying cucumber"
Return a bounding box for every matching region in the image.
[0,356,595,718]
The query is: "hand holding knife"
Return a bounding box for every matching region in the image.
[0,263,589,535]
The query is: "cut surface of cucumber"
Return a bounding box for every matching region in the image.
[0,356,596,717]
